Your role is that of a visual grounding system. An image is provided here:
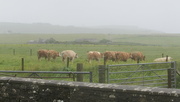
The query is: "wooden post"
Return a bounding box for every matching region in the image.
[99,65,106,83]
[104,57,107,66]
[162,53,164,57]
[137,58,140,63]
[13,49,15,55]
[167,69,172,88]
[77,63,83,82]
[89,72,93,82]
[166,55,168,62]
[30,49,32,56]
[67,57,70,68]
[22,58,24,71]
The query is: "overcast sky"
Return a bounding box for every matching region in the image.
[0,0,180,33]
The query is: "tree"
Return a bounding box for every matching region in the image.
[99,39,112,44]
[45,38,57,44]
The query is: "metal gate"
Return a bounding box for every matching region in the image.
[107,61,176,88]
[0,71,93,82]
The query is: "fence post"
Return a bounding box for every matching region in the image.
[67,57,70,68]
[167,69,172,88]
[77,63,83,82]
[166,55,168,62]
[89,72,93,82]
[137,58,140,63]
[99,65,106,83]
[104,57,107,66]
[13,49,15,55]
[30,49,32,56]
[22,58,24,71]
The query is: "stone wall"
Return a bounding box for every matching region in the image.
[0,77,180,102]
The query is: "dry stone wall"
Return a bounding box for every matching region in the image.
[0,77,180,102]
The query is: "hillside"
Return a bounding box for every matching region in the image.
[0,22,162,34]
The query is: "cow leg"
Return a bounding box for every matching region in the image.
[62,57,65,62]
[45,57,48,61]
[48,57,50,61]
[70,57,74,63]
[88,58,91,63]
[38,56,41,61]
[52,56,56,61]
[70,58,73,61]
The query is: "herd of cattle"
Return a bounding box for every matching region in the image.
[37,49,161,63]
[37,49,173,63]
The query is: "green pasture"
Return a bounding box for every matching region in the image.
[0,34,180,87]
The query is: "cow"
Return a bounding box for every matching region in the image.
[103,51,117,62]
[61,50,78,62]
[87,51,104,63]
[130,51,145,61]
[115,51,131,62]
[47,50,60,61]
[37,49,49,61]
[154,57,173,62]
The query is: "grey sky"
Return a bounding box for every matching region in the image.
[0,0,180,33]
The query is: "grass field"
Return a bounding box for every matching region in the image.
[0,33,180,87]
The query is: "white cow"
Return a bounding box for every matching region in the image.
[61,50,78,62]
[154,57,173,62]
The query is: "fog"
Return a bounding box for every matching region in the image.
[0,0,180,33]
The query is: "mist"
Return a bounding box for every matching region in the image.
[0,0,180,33]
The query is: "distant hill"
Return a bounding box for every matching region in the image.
[0,22,163,34]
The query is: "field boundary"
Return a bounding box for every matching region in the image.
[106,61,176,88]
[0,71,93,82]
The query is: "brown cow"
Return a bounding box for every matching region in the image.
[116,51,131,62]
[87,51,104,63]
[130,51,145,61]
[47,50,60,61]
[103,51,117,62]
[37,49,49,61]
[61,50,78,62]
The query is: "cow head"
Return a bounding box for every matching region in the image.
[100,53,104,58]
[129,53,133,59]
[143,56,145,61]
[59,52,61,57]
[75,53,78,58]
